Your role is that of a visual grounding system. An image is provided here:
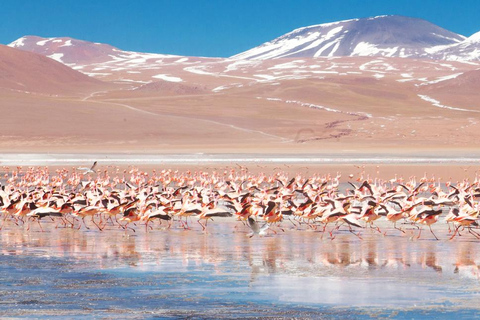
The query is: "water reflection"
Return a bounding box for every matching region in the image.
[1,221,480,282]
[3,224,480,315]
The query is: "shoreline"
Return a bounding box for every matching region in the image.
[0,153,479,181]
[3,152,480,164]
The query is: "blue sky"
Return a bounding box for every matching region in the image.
[1,0,479,57]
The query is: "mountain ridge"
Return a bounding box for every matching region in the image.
[7,15,480,64]
[231,15,471,60]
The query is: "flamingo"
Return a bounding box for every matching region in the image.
[77,161,98,175]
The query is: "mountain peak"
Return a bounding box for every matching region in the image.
[466,30,480,43]
[232,15,466,60]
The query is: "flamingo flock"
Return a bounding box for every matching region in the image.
[1,163,480,240]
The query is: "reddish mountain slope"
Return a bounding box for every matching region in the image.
[0,44,106,95]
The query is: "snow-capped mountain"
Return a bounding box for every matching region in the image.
[7,35,215,83]
[8,35,180,67]
[428,31,480,61]
[231,15,466,60]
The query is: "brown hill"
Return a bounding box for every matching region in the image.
[424,69,480,95]
[0,44,108,95]
[2,37,480,154]
[418,69,480,111]
[8,36,123,65]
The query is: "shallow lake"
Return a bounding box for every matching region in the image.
[1,220,480,318]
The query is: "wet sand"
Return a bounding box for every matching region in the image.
[1,219,480,318]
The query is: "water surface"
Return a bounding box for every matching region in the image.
[1,221,480,318]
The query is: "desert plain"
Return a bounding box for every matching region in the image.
[2,41,480,163]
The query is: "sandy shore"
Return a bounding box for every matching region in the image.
[1,152,479,181]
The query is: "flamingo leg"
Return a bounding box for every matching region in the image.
[416,227,422,240]
[91,216,103,231]
[197,219,206,231]
[394,222,405,234]
[429,225,439,240]
[64,216,74,228]
[468,228,480,239]
[320,222,328,239]
[37,219,44,232]
[449,225,461,240]
[369,222,382,234]
[348,225,363,240]
[82,216,90,230]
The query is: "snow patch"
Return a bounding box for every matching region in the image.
[465,31,480,43]
[175,57,189,63]
[311,71,338,74]
[36,39,51,46]
[352,42,399,57]
[152,74,183,82]
[60,40,73,47]
[83,72,112,77]
[418,73,463,86]
[269,60,305,70]
[254,74,277,80]
[418,94,479,112]
[359,60,397,72]
[184,66,214,76]
[116,79,151,84]
[212,86,228,92]
[313,39,338,57]
[289,18,359,32]
[439,63,457,71]
[431,32,465,42]
[260,97,371,118]
[326,26,344,39]
[8,37,26,47]
[48,53,64,63]
[328,40,342,57]
[285,99,372,117]
[225,60,260,72]
[368,15,389,20]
